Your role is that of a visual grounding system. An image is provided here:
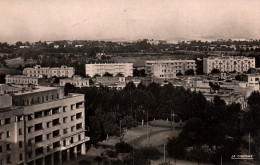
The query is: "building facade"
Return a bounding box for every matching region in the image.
[23,65,75,78]
[145,60,196,80]
[241,74,260,87]
[203,56,255,74]
[85,63,133,77]
[0,86,89,165]
[60,75,91,87]
[5,75,41,86]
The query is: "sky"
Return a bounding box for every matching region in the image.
[0,0,260,43]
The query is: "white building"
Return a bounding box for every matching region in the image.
[203,56,255,74]
[23,65,75,78]
[5,75,41,85]
[85,63,133,77]
[60,75,91,87]
[0,86,89,165]
[145,60,196,80]
[241,74,260,87]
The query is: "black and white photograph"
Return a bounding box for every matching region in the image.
[0,0,260,164]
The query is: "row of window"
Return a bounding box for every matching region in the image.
[28,124,82,148]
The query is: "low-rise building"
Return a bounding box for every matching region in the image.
[0,86,89,165]
[60,75,91,87]
[241,74,260,87]
[23,65,75,78]
[5,75,45,85]
[94,76,141,90]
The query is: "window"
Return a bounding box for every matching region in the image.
[71,115,75,121]
[28,126,33,133]
[44,109,51,116]
[71,104,75,110]
[19,128,22,135]
[76,123,82,130]
[71,126,75,132]
[78,134,81,141]
[63,140,66,146]
[7,131,10,138]
[5,118,11,125]
[6,143,11,150]
[47,133,51,140]
[35,123,43,131]
[53,141,60,149]
[28,139,33,146]
[76,113,82,119]
[52,119,60,126]
[70,137,74,144]
[47,121,51,128]
[19,141,22,148]
[0,132,3,139]
[63,128,68,135]
[35,147,44,156]
[63,106,67,112]
[19,153,23,161]
[76,102,83,109]
[17,116,23,122]
[63,117,68,123]
[52,130,60,137]
[28,151,32,159]
[0,146,2,152]
[34,111,43,119]
[47,145,51,152]
[52,108,59,114]
[7,154,11,163]
[35,135,43,143]
[28,115,33,121]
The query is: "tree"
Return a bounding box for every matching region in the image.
[166,137,187,163]
[103,72,113,77]
[0,74,5,83]
[211,69,220,74]
[115,72,124,77]
[88,116,102,144]
[185,69,195,76]
[176,72,183,76]
[93,74,101,78]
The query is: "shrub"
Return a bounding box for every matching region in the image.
[115,141,133,153]
[106,150,118,158]
[139,146,161,160]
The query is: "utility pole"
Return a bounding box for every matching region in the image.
[147,110,149,143]
[249,133,251,154]
[164,141,166,163]
[119,120,122,141]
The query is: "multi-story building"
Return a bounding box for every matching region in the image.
[85,63,133,77]
[0,86,89,165]
[5,75,45,86]
[203,56,255,74]
[145,60,196,80]
[60,75,91,87]
[23,65,75,78]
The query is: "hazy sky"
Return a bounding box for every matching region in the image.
[1,0,260,42]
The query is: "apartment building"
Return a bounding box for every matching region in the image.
[60,75,91,87]
[85,63,133,77]
[145,60,196,80]
[0,86,89,165]
[203,56,255,74]
[23,65,75,78]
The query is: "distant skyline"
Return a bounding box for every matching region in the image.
[1,0,260,43]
